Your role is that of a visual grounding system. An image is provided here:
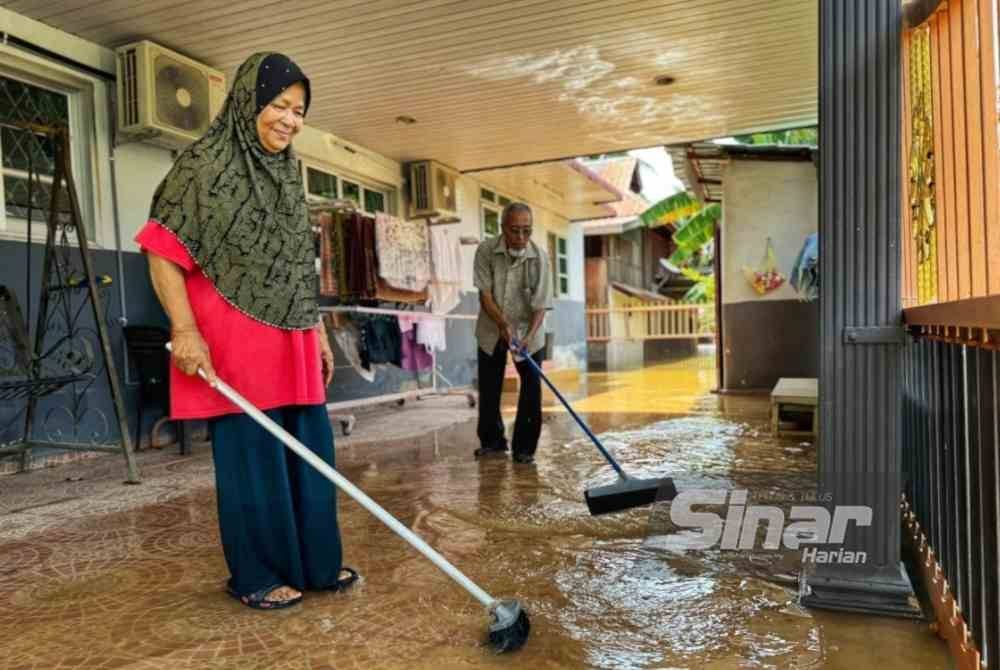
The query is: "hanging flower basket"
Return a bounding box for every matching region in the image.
[741,238,786,295]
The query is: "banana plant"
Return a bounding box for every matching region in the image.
[640,191,702,227]
[680,268,715,303]
[641,191,720,266]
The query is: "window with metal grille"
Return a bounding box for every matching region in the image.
[0,74,69,231]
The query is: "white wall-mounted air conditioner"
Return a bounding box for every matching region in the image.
[408,160,459,219]
[115,40,226,149]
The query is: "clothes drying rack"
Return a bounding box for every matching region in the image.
[318,304,477,435]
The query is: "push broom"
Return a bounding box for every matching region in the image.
[511,340,677,515]
[166,344,530,653]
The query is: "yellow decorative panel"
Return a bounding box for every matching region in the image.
[908,26,937,304]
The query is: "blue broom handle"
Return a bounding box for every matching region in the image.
[511,340,627,479]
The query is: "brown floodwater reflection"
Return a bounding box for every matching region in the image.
[0,349,950,669]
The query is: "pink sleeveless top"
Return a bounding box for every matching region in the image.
[136,221,326,420]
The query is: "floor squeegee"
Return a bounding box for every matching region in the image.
[512,340,677,515]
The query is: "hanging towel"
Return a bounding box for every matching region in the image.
[427,225,463,314]
[416,317,447,352]
[375,213,432,292]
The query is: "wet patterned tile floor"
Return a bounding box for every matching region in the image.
[0,351,951,669]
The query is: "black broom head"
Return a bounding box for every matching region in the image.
[488,599,530,653]
[585,476,678,516]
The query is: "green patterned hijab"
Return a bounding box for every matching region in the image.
[149,52,318,330]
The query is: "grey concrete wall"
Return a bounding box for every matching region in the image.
[549,298,587,370]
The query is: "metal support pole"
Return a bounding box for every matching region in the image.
[805,0,919,616]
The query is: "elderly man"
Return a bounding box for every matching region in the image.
[473,202,553,464]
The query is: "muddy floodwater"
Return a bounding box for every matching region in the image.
[0,350,951,669]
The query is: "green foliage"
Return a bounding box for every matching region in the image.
[666,204,720,266]
[731,126,818,146]
[641,191,702,228]
[680,268,715,303]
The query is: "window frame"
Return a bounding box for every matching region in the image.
[303,161,394,217]
[481,201,501,238]
[479,186,515,239]
[550,233,569,297]
[0,51,104,245]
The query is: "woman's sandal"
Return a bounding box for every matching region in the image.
[326,566,360,593]
[227,584,302,610]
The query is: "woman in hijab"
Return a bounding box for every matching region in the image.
[136,52,358,610]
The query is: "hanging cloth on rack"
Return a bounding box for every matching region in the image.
[374,213,432,291]
[313,204,353,300]
[315,209,344,297]
[398,312,434,370]
[344,213,379,299]
[357,314,403,367]
[375,278,428,304]
[397,313,419,333]
[427,225,463,314]
[333,210,350,298]
[400,328,433,372]
[416,317,447,352]
[327,316,375,383]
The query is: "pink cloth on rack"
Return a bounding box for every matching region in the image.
[400,329,433,372]
[396,313,420,333]
[135,221,325,420]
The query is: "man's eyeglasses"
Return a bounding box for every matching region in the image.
[505,227,532,239]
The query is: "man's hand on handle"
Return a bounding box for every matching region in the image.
[509,337,529,359]
[499,321,515,348]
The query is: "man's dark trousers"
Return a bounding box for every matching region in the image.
[477,340,544,458]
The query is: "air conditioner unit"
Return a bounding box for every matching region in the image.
[115,40,226,149]
[408,160,459,219]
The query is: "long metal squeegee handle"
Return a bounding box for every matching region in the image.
[164,343,497,610]
[509,340,628,479]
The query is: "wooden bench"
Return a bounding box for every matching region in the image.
[770,377,819,437]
